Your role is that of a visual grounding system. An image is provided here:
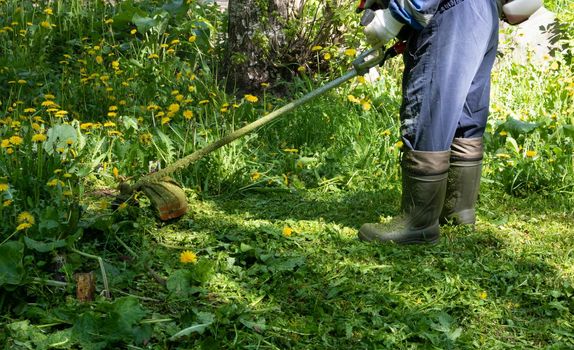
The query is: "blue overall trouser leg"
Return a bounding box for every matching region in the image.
[400,0,499,152]
[399,0,499,228]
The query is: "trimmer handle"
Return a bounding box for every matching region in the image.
[352,41,406,75]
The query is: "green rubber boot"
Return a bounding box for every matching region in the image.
[358,150,450,244]
[440,138,483,225]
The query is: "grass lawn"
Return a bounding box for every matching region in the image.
[117,183,574,349]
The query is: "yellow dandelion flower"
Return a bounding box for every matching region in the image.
[479,291,487,300]
[395,140,404,149]
[1,139,10,148]
[103,121,116,128]
[3,199,13,207]
[347,95,361,104]
[499,131,508,136]
[40,21,52,29]
[188,35,197,43]
[47,179,59,187]
[344,48,357,57]
[297,66,306,73]
[9,135,23,146]
[525,150,537,158]
[32,133,47,142]
[180,250,197,264]
[104,18,113,25]
[244,94,258,103]
[183,110,193,119]
[282,226,293,237]
[0,183,9,191]
[361,101,372,111]
[311,45,323,52]
[113,167,119,178]
[17,211,35,225]
[168,103,180,113]
[95,55,103,64]
[161,117,171,125]
[148,53,159,59]
[16,223,33,231]
[323,53,331,60]
[130,28,137,34]
[111,61,120,69]
[41,100,58,108]
[140,132,153,144]
[107,111,117,118]
[147,103,160,111]
[24,108,36,113]
[251,171,261,181]
[44,8,53,15]
[357,76,366,84]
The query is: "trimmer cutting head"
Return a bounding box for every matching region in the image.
[119,178,188,221]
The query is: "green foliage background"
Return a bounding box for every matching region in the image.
[0,0,573,348]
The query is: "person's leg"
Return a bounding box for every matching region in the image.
[359,0,499,244]
[441,1,500,226]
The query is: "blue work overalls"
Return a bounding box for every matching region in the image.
[399,0,500,152]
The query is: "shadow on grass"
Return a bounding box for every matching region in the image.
[167,189,574,348]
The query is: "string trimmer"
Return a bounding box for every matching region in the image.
[120,41,405,220]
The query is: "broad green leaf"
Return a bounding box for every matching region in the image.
[505,136,520,154]
[499,117,539,135]
[169,312,214,340]
[162,0,189,18]
[166,269,192,295]
[132,13,159,33]
[24,237,67,253]
[121,115,139,131]
[43,124,79,155]
[0,240,25,286]
[110,297,147,330]
[190,259,214,283]
[267,256,305,272]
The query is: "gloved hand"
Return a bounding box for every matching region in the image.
[363,9,404,47]
[497,0,542,24]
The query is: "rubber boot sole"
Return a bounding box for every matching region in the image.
[358,223,440,245]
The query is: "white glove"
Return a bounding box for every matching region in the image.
[363,9,404,47]
[497,0,543,24]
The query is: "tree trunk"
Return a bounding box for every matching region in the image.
[226,0,294,93]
